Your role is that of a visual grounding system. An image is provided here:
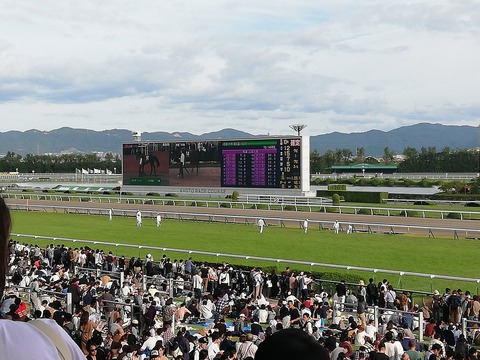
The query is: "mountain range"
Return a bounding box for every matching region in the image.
[0,123,477,156]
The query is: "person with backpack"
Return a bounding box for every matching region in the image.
[447,290,462,324]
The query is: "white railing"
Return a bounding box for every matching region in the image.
[3,192,480,220]
[11,232,480,286]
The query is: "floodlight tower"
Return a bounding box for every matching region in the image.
[132,131,142,142]
[289,124,307,136]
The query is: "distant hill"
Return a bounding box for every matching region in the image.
[310,123,479,156]
[0,123,477,156]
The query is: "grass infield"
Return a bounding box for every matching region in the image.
[9,210,480,295]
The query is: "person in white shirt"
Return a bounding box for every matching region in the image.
[347,224,353,234]
[122,282,132,297]
[333,220,340,234]
[258,218,265,233]
[207,333,223,360]
[354,325,369,346]
[200,299,214,319]
[384,331,404,360]
[303,219,309,233]
[136,210,142,227]
[156,214,161,227]
[365,319,378,339]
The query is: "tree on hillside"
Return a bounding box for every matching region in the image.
[355,147,365,163]
[383,147,394,165]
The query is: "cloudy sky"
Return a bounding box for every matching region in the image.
[0,0,478,136]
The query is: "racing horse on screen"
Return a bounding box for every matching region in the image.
[136,150,160,177]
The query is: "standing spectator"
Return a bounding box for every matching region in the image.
[357,295,367,328]
[333,220,340,234]
[347,224,353,234]
[303,219,309,233]
[257,218,265,233]
[185,257,193,275]
[156,213,162,227]
[136,210,142,227]
[193,271,203,301]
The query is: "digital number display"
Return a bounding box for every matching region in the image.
[220,139,301,188]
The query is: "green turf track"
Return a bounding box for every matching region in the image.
[10,210,480,295]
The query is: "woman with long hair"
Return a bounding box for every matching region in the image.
[80,310,102,355]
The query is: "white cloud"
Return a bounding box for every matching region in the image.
[0,0,478,137]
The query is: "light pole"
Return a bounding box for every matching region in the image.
[289,124,307,136]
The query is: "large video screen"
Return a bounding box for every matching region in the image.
[122,137,301,189]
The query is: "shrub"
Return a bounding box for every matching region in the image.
[332,193,341,205]
[166,201,174,205]
[165,193,178,197]
[284,205,296,211]
[220,202,230,208]
[146,192,160,197]
[413,200,431,205]
[465,202,480,207]
[386,179,395,187]
[357,208,371,215]
[447,212,462,219]
[325,206,339,213]
[232,191,239,201]
[255,204,268,210]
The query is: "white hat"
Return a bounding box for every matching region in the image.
[433,290,440,296]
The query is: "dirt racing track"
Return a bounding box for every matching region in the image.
[5,198,480,239]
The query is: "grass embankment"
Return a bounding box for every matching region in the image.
[10,210,480,295]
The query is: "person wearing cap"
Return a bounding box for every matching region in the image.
[234,313,247,335]
[192,337,209,360]
[149,348,161,359]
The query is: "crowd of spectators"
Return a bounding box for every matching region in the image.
[2,239,480,360]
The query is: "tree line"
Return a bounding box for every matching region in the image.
[310,146,479,173]
[0,146,478,174]
[0,152,121,173]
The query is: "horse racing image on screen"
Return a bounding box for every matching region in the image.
[122,137,302,189]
